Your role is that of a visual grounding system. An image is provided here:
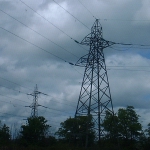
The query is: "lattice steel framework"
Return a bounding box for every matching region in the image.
[75,19,114,141]
[27,84,39,117]
[27,84,47,117]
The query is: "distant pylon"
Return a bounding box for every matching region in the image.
[27,84,47,117]
[75,19,114,143]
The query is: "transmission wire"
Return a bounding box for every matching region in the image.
[0,26,75,65]
[19,0,88,52]
[77,0,97,20]
[52,0,90,30]
[0,8,79,59]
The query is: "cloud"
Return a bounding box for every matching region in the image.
[107,53,150,109]
[0,0,150,134]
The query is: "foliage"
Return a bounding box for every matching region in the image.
[145,123,150,138]
[20,116,50,145]
[118,106,142,140]
[102,106,142,149]
[102,111,118,139]
[0,122,10,144]
[2,106,150,149]
[56,116,95,147]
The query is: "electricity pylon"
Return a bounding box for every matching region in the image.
[75,19,114,144]
[27,84,47,117]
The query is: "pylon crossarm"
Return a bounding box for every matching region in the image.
[80,33,91,45]
[75,54,90,67]
[100,38,115,48]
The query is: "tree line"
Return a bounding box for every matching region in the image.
[0,106,150,149]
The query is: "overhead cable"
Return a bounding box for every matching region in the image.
[77,0,97,20]
[19,0,89,52]
[0,76,32,91]
[0,26,74,65]
[0,8,79,59]
[52,0,90,30]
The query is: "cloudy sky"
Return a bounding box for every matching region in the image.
[0,0,150,135]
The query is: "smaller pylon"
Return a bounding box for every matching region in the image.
[26,84,47,117]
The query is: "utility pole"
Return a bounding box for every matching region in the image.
[26,84,47,117]
[75,19,114,147]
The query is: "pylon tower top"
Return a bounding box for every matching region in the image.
[76,19,114,67]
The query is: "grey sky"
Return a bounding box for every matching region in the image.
[0,0,150,133]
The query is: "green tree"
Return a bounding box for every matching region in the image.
[20,116,50,145]
[56,116,95,147]
[102,106,142,149]
[101,111,119,149]
[118,106,142,141]
[102,111,118,139]
[0,123,10,145]
[145,123,150,138]
[144,123,150,149]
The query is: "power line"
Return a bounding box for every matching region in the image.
[99,18,150,22]
[0,93,75,117]
[52,0,90,30]
[0,111,66,127]
[0,8,79,59]
[0,26,74,65]
[24,80,76,109]
[107,65,150,68]
[92,39,150,47]
[0,61,149,106]
[0,111,27,118]
[40,104,73,115]
[109,46,133,51]
[110,46,150,51]
[0,78,77,107]
[3,0,150,23]
[0,76,32,91]
[107,66,150,72]
[0,84,28,95]
[108,68,150,72]
[0,85,75,108]
[0,96,73,118]
[0,88,76,116]
[45,97,76,108]
[0,99,25,107]
[109,44,150,52]
[77,0,97,20]
[0,99,75,120]
[0,81,77,109]
[82,62,147,76]
[18,0,89,53]
[19,0,77,40]
[115,42,150,47]
[36,104,74,117]
[74,34,150,48]
[0,93,30,104]
[36,104,75,118]
[76,1,150,23]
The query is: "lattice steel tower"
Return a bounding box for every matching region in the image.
[75,19,114,141]
[27,84,47,117]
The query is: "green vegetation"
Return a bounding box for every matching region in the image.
[20,116,50,146]
[56,115,95,147]
[102,106,142,149]
[0,122,10,145]
[1,106,150,149]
